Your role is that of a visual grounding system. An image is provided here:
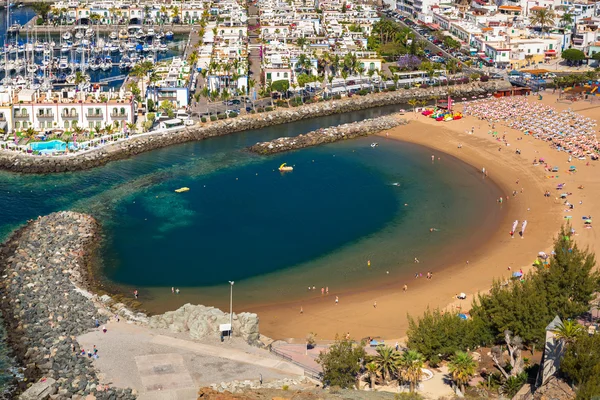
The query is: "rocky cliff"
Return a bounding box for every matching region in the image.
[0,212,136,399]
[0,80,511,174]
[148,304,260,345]
[248,113,407,155]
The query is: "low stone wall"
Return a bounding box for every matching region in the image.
[0,212,135,400]
[249,113,407,155]
[148,303,260,345]
[0,80,511,174]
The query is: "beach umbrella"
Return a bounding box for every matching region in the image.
[513,271,523,278]
[458,313,468,320]
[521,220,527,237]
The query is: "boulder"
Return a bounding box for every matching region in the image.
[19,377,57,400]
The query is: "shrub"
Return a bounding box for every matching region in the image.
[217,113,227,120]
[200,117,207,123]
[358,89,369,96]
[333,94,342,100]
[250,109,256,114]
[210,115,217,121]
[265,106,273,112]
[480,75,490,82]
[282,385,289,391]
[419,84,429,89]
[36,17,44,25]
[228,111,238,117]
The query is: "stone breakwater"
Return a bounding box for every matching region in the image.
[248,113,406,155]
[0,80,511,174]
[0,212,136,400]
[148,303,260,345]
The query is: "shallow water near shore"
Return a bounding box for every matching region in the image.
[0,104,503,380]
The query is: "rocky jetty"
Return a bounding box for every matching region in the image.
[209,377,310,393]
[249,114,406,155]
[148,304,260,345]
[0,212,136,399]
[0,80,511,174]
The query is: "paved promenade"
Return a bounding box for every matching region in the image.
[78,322,304,400]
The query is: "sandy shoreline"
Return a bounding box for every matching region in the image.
[254,92,599,341]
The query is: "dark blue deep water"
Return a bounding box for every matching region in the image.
[0,104,504,388]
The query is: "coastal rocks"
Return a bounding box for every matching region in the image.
[0,212,136,399]
[0,80,511,174]
[209,377,310,393]
[249,113,406,155]
[148,304,260,345]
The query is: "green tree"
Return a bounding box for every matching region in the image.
[159,101,175,118]
[530,8,556,36]
[447,351,477,393]
[374,346,398,384]
[561,49,586,63]
[560,333,600,386]
[271,79,290,93]
[365,362,378,389]
[552,320,584,346]
[397,350,424,392]
[560,12,573,27]
[31,2,52,22]
[316,336,366,389]
[576,363,600,400]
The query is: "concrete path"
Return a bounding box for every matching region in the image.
[78,321,303,400]
[151,335,304,376]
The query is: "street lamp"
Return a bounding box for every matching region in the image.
[229,281,234,339]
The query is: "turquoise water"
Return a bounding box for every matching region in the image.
[0,105,503,381]
[30,140,78,153]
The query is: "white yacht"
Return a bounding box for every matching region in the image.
[62,32,72,41]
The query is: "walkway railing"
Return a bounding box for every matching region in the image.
[269,347,322,381]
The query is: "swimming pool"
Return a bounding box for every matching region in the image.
[30,140,78,154]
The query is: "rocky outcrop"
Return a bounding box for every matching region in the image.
[0,80,511,174]
[148,303,260,345]
[0,212,136,399]
[210,377,310,394]
[249,113,406,155]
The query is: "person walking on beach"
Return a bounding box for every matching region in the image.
[414,257,419,263]
[403,284,408,292]
[335,296,339,305]
[300,306,303,314]
[321,287,324,295]
[373,301,377,308]
[134,290,138,299]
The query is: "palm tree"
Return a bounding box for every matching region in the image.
[448,351,478,394]
[73,71,88,87]
[365,362,378,389]
[560,12,573,28]
[24,127,37,140]
[408,98,418,112]
[171,6,180,22]
[373,346,398,384]
[94,125,102,138]
[552,320,584,345]
[296,54,313,75]
[31,2,52,23]
[397,350,424,392]
[126,122,136,136]
[530,8,556,36]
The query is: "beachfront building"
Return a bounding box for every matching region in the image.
[146,57,192,109]
[10,88,135,134]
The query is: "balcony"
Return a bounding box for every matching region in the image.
[14,112,30,119]
[110,111,128,119]
[37,112,54,119]
[62,111,79,119]
[86,112,103,119]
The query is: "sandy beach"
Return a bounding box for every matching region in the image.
[254,92,600,341]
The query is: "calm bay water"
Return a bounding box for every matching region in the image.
[0,104,503,386]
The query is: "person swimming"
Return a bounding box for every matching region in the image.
[429,228,440,232]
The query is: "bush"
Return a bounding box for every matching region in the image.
[36,17,44,25]
[282,385,289,391]
[358,89,369,96]
[217,113,227,120]
[333,94,342,100]
[200,117,207,123]
[419,84,429,89]
[265,106,273,112]
[480,75,490,82]
[210,115,217,121]
[250,109,256,114]
[228,111,238,117]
